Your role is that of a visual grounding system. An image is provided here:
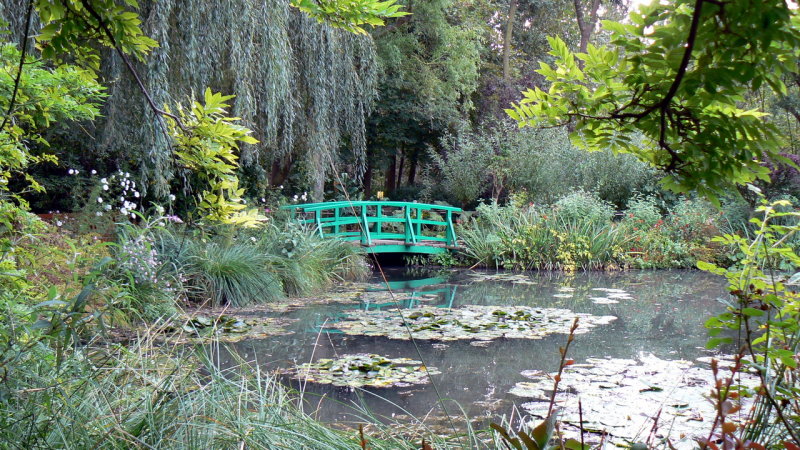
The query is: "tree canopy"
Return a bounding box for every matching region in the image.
[508,0,800,201]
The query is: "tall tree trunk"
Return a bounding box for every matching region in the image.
[397,149,406,190]
[363,148,373,198]
[502,0,518,81]
[407,148,419,185]
[385,152,397,194]
[270,158,292,187]
[573,0,602,68]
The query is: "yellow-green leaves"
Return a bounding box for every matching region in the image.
[167,89,265,228]
[290,0,408,34]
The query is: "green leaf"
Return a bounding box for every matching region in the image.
[530,412,558,450]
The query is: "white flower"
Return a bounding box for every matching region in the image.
[102,185,109,191]
[101,178,107,184]
[279,185,283,189]
[97,197,103,203]
[124,172,130,178]
[168,194,176,201]
[130,213,136,219]
[91,170,97,175]
[119,196,124,202]
[95,211,103,217]
[68,169,75,175]
[104,204,112,211]
[120,207,128,215]
[134,191,140,198]
[56,220,63,227]
[250,237,257,243]
[261,197,266,203]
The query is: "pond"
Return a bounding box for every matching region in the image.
[211,269,739,447]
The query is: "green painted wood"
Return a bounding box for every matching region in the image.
[282,200,462,254]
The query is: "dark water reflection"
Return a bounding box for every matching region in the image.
[216,269,730,430]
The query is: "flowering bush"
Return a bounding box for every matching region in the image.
[111,216,182,320]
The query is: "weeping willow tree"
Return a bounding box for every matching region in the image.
[1,0,378,200]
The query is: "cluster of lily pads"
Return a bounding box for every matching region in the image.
[159,314,296,344]
[511,354,757,447]
[467,272,537,285]
[332,305,616,341]
[281,354,441,388]
[588,287,633,305]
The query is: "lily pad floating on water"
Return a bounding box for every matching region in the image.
[281,354,441,388]
[332,305,616,341]
[158,314,296,344]
[467,272,538,285]
[512,354,758,448]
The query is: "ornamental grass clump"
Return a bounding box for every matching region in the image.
[180,240,283,307]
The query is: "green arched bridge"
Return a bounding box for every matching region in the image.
[282,201,462,254]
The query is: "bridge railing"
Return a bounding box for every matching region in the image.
[281,201,462,248]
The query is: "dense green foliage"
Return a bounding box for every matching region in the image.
[422,125,659,208]
[457,192,730,270]
[0,41,105,203]
[700,199,800,445]
[508,0,800,200]
[2,0,800,446]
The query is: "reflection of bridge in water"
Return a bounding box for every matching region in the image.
[308,275,458,333]
[281,201,462,255]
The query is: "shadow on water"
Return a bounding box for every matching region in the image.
[212,268,731,433]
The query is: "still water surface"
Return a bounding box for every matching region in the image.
[217,269,730,436]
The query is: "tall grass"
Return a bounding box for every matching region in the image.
[183,241,284,306]
[256,224,369,296]
[459,201,627,271]
[0,332,419,449]
[153,223,369,306]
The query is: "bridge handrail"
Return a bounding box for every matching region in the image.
[281,200,462,213]
[281,200,461,250]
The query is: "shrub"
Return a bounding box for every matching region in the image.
[461,199,626,270]
[624,195,662,228]
[553,191,614,225]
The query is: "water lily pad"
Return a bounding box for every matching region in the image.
[468,272,538,285]
[332,305,616,341]
[281,354,441,388]
[158,314,296,344]
[590,297,619,305]
[513,354,758,447]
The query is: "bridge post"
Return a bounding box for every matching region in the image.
[446,210,457,247]
[333,207,340,236]
[415,208,422,237]
[315,210,324,237]
[404,206,417,244]
[375,205,382,234]
[360,205,372,246]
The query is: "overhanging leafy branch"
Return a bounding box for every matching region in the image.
[507,0,800,201]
